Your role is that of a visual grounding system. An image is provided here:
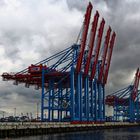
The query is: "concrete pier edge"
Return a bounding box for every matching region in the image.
[0,122,139,138]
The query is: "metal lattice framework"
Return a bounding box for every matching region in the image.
[2,2,116,122]
[105,68,140,122]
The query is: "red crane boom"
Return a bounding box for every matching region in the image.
[76,2,92,73]
[90,18,105,80]
[103,32,116,84]
[84,11,99,75]
[98,27,111,83]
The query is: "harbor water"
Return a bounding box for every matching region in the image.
[1,127,140,140]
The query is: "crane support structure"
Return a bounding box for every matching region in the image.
[1,2,117,123]
[106,68,140,122]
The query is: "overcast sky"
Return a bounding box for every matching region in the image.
[0,0,139,117]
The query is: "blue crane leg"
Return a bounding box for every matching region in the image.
[41,68,45,121]
[102,85,105,121]
[90,80,94,120]
[70,67,75,121]
[85,76,89,121]
[94,80,97,121]
[97,83,102,121]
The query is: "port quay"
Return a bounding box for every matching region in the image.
[0,122,139,138]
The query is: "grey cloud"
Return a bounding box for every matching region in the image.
[66,0,88,11]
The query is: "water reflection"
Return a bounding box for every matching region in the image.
[2,127,140,140]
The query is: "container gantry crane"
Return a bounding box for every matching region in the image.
[2,2,116,123]
[106,68,140,122]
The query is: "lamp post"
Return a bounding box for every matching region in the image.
[14,108,16,117]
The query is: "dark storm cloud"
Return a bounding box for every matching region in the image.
[66,0,140,93]
[102,0,140,93]
[0,77,40,115]
[0,78,40,101]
